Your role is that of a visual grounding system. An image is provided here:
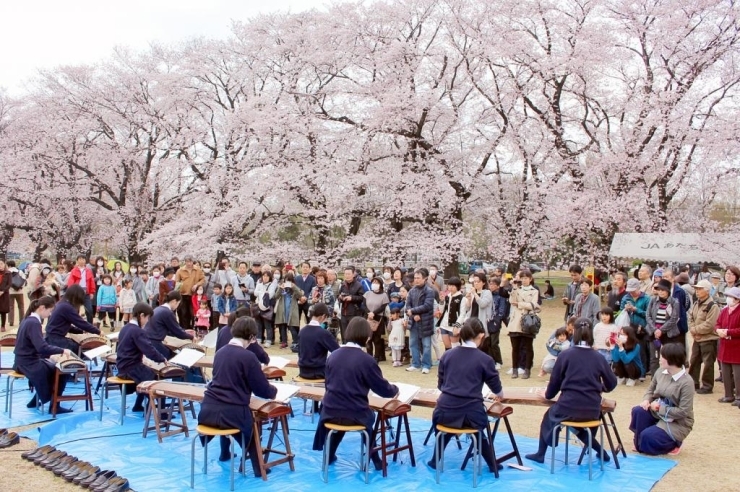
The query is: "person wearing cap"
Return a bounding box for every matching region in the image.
[652,269,664,290]
[687,280,721,394]
[248,262,263,285]
[716,287,740,405]
[621,278,651,378]
[646,279,681,375]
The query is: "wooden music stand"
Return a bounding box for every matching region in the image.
[371,399,416,477]
[251,400,295,481]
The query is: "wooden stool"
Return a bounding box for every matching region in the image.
[51,367,93,417]
[292,376,324,422]
[322,422,370,484]
[371,401,416,477]
[435,425,483,488]
[551,420,605,481]
[142,391,189,442]
[462,404,522,478]
[190,424,245,491]
[251,401,295,480]
[99,376,134,425]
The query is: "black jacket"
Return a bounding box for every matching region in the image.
[339,278,365,318]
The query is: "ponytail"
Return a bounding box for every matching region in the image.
[24,295,56,319]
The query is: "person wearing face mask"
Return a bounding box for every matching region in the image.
[612,325,644,385]
[362,277,390,362]
[127,263,147,305]
[381,266,394,289]
[294,261,316,325]
[646,280,681,376]
[66,255,97,323]
[360,267,376,293]
[427,264,444,293]
[715,287,740,405]
[298,303,340,379]
[191,284,210,326]
[338,266,365,344]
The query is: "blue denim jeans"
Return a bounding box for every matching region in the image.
[409,332,432,370]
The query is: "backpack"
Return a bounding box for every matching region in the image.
[10,271,26,290]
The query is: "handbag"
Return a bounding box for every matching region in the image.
[368,319,381,332]
[521,313,541,336]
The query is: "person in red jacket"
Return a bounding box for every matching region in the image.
[716,287,740,406]
[66,255,96,323]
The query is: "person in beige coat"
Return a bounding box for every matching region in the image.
[507,270,541,379]
[687,281,720,393]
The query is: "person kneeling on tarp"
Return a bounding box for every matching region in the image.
[630,343,694,456]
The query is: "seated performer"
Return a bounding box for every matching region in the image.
[427,317,503,473]
[216,308,270,365]
[116,302,170,412]
[298,303,339,380]
[312,317,398,471]
[14,296,74,413]
[45,284,101,354]
[198,317,278,475]
[145,291,194,358]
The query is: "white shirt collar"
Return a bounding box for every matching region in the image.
[31,313,42,322]
[462,340,477,348]
[308,319,321,326]
[662,367,686,381]
[344,342,363,349]
[228,338,245,349]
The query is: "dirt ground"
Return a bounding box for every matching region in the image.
[0,297,734,491]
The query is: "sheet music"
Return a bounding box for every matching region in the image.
[481,386,492,399]
[371,382,419,404]
[265,356,291,369]
[199,329,218,349]
[169,348,205,368]
[84,345,112,360]
[255,382,300,403]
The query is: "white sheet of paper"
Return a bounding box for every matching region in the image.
[371,382,419,404]
[266,356,291,369]
[84,345,112,359]
[268,382,301,403]
[199,329,218,349]
[481,386,492,399]
[106,332,119,341]
[169,348,205,368]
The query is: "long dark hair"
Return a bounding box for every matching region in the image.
[620,325,638,352]
[63,284,87,308]
[24,295,56,319]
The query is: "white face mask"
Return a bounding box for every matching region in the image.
[197,290,204,295]
[274,274,281,280]
[618,335,628,343]
[430,269,437,277]
[366,272,374,280]
[203,268,211,274]
[383,272,391,280]
[284,281,292,288]
[130,268,137,274]
[729,297,739,307]
[97,261,104,267]
[153,272,160,278]
[372,284,381,293]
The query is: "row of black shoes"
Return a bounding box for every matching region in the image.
[0,428,21,448]
[21,444,132,492]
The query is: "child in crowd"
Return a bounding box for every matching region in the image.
[96,274,118,330]
[210,283,223,328]
[217,283,236,327]
[538,327,571,377]
[118,278,137,325]
[191,285,209,325]
[611,325,644,386]
[593,307,619,362]
[431,299,445,365]
[388,309,405,367]
[388,292,405,312]
[438,277,463,349]
[195,299,211,337]
[543,279,555,299]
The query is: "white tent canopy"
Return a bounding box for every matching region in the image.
[609,233,739,265]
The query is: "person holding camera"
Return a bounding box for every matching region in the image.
[507,270,541,379]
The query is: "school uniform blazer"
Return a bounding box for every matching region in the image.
[14,315,65,401]
[116,322,166,376]
[145,305,194,342]
[45,301,100,338]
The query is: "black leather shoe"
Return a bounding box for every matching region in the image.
[89,471,117,490]
[34,449,64,465]
[0,428,7,436]
[81,469,114,488]
[718,396,735,403]
[0,432,20,448]
[696,387,713,394]
[51,457,78,475]
[41,451,69,469]
[54,405,74,414]
[62,461,91,480]
[99,477,129,492]
[23,444,55,460]
[71,465,100,484]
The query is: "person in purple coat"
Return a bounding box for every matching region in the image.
[312,317,398,470]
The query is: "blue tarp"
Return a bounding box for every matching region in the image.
[10,389,677,492]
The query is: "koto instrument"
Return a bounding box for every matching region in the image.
[142,357,187,379]
[67,333,109,350]
[0,333,17,347]
[55,353,87,372]
[163,336,194,351]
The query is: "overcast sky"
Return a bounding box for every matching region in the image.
[0,0,329,94]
